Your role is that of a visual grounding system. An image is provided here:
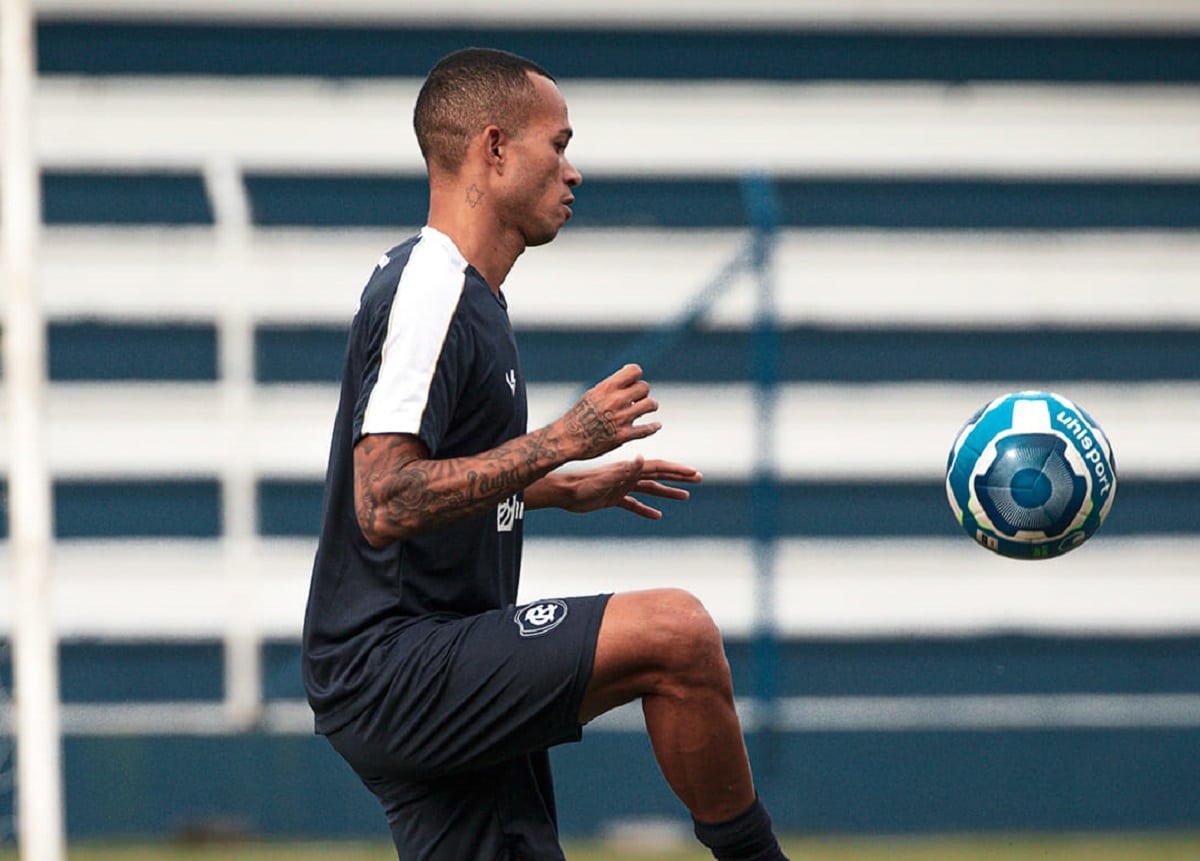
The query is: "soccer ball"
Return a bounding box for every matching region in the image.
[945,391,1117,560]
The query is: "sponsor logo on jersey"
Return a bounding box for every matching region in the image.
[506,368,517,396]
[497,494,524,532]
[514,599,569,637]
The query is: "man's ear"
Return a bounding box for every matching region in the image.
[483,126,504,168]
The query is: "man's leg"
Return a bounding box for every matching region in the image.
[324,597,611,860]
[578,588,788,861]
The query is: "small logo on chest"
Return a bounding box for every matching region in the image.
[505,368,517,396]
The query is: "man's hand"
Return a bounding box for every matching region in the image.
[559,364,662,461]
[534,455,703,520]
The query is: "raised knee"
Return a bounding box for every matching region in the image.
[656,588,719,642]
[649,589,730,687]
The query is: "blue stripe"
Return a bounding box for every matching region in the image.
[258,478,1200,539]
[256,324,1200,385]
[244,174,429,228]
[20,633,1196,704]
[258,480,324,537]
[57,641,224,703]
[519,325,1200,384]
[42,171,213,225]
[40,172,1200,229]
[255,325,346,383]
[263,635,1200,702]
[773,178,1200,230]
[727,635,1200,697]
[57,734,383,839]
[50,479,222,539]
[4,635,1196,836]
[553,726,1200,834]
[532,479,1196,538]
[39,728,1200,838]
[239,174,1200,230]
[37,23,1200,83]
[47,321,218,382]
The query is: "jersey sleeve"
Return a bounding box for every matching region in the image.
[354,241,470,454]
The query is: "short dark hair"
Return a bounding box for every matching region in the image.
[414,47,555,174]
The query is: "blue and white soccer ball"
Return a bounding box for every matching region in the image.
[946,391,1117,560]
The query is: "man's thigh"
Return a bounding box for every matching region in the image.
[328,593,610,779]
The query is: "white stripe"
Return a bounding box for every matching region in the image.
[0,536,1196,640]
[772,694,1200,732]
[361,227,466,436]
[14,381,1194,479]
[592,694,1200,733]
[5,692,1197,737]
[34,228,1200,327]
[37,78,1200,177]
[512,230,1200,328]
[529,382,1200,480]
[3,379,1193,483]
[521,537,1200,637]
[30,1,1200,32]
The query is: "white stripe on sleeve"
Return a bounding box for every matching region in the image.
[361,229,467,436]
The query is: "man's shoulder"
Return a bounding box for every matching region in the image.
[362,234,422,295]
[351,234,428,326]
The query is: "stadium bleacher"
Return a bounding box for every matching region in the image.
[2,0,1200,841]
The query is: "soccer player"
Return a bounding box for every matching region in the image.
[301,47,789,861]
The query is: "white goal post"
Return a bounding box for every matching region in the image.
[1,0,67,858]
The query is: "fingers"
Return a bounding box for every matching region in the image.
[600,460,700,519]
[628,393,659,421]
[617,495,665,520]
[600,364,657,414]
[625,417,662,441]
[608,362,644,386]
[607,460,691,496]
[602,366,657,423]
[632,480,692,501]
[635,459,704,483]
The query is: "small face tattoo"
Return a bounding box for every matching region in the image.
[466,184,484,208]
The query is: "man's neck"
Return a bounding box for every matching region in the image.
[427,186,524,293]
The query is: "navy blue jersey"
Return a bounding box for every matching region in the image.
[302,226,528,734]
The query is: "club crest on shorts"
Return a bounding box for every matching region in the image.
[514,599,568,638]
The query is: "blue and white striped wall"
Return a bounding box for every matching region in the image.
[1,3,1198,840]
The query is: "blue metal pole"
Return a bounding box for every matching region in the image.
[741,171,782,773]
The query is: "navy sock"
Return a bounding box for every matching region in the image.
[692,796,789,861]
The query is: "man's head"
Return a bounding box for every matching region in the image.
[414,48,554,176]
[416,47,582,256]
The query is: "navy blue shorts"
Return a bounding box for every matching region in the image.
[325,593,611,861]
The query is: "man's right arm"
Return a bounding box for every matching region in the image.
[353,363,660,547]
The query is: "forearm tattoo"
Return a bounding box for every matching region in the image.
[357,426,561,544]
[358,396,623,544]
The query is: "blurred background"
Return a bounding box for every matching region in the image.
[1,0,1199,851]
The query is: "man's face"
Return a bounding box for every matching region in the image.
[497,73,583,248]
